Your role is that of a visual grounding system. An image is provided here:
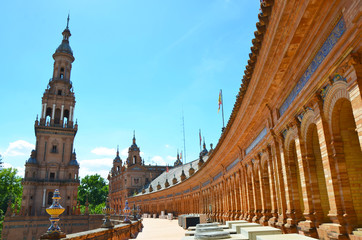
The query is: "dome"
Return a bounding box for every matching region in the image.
[26,150,37,164]
[56,40,73,55]
[69,159,79,166]
[113,155,122,163]
[26,157,37,164]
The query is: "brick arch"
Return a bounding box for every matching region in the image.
[300,109,316,141]
[283,126,304,226]
[284,127,298,151]
[323,81,350,126]
[329,89,362,227]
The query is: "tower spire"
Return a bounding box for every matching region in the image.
[66,14,70,30]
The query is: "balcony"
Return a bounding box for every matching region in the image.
[22,177,80,184]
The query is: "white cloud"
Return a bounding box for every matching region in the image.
[167,155,177,161]
[79,167,110,181]
[120,147,129,157]
[165,144,170,148]
[2,162,25,178]
[150,156,166,166]
[91,147,116,156]
[3,140,34,157]
[79,158,113,168]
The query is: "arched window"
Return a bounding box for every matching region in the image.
[60,68,64,79]
[45,107,52,125]
[133,156,136,164]
[63,110,70,127]
[47,191,53,205]
[54,108,61,124]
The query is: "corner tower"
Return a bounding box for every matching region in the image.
[22,16,79,216]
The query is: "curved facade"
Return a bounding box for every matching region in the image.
[127,0,362,239]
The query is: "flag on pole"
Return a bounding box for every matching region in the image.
[180,151,182,159]
[199,129,202,148]
[218,90,222,113]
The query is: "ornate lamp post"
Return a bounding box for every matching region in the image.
[40,189,66,239]
[123,200,132,223]
[101,197,114,228]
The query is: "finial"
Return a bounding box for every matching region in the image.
[36,114,38,121]
[116,145,119,156]
[66,14,70,29]
[133,130,135,139]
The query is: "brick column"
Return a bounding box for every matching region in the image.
[270,132,287,231]
[294,124,319,237]
[347,52,362,151]
[267,146,278,227]
[251,163,262,223]
[314,102,354,239]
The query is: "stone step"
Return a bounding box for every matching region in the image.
[233,223,261,234]
[238,226,282,240]
[226,220,249,229]
[256,233,318,240]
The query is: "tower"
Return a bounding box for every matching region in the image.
[22,16,79,216]
[126,132,143,166]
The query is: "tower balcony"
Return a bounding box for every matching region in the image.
[49,77,73,85]
[36,119,77,130]
[22,177,80,184]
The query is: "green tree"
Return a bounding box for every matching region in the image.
[0,167,23,238]
[77,174,108,206]
[0,168,23,213]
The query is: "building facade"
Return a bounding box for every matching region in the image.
[21,17,80,217]
[108,134,168,213]
[128,0,362,239]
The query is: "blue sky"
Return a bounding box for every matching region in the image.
[0,0,260,179]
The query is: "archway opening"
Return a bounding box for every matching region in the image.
[306,124,330,223]
[332,98,362,225]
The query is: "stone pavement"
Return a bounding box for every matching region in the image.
[135,218,186,240]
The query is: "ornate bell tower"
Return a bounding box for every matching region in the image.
[126,132,143,167]
[21,16,80,216]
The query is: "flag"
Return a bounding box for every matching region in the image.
[218,90,222,113]
[180,151,182,159]
[166,165,169,173]
[199,129,202,147]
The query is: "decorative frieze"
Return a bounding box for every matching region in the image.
[279,17,346,116]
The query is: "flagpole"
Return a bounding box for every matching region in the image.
[221,89,225,131]
[182,110,187,164]
[199,129,202,152]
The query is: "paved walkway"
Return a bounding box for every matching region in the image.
[135,218,186,240]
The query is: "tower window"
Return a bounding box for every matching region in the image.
[58,90,62,95]
[50,172,55,179]
[51,145,57,153]
[60,73,64,79]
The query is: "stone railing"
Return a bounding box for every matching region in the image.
[61,220,143,240]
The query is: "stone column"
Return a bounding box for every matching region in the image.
[60,105,64,126]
